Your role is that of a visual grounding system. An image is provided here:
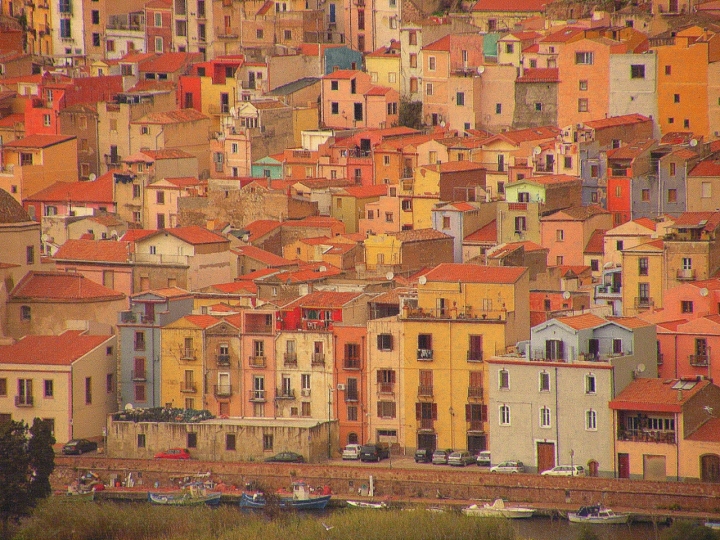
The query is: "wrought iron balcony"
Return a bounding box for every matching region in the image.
[417,348,433,360]
[468,386,483,399]
[311,353,325,366]
[15,395,33,407]
[343,357,360,370]
[284,352,297,366]
[217,354,230,366]
[249,389,266,401]
[180,348,195,360]
[418,384,433,397]
[690,354,709,367]
[131,370,146,381]
[214,384,232,397]
[378,382,394,394]
[467,351,483,362]
[677,268,696,281]
[419,418,434,430]
[249,355,266,368]
[276,388,295,399]
[180,382,197,393]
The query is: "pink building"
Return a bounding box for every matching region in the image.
[23,171,116,222]
[321,70,398,130]
[540,205,612,267]
[243,309,277,418]
[359,195,401,235]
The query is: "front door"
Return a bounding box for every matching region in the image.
[702,454,720,483]
[417,433,436,451]
[537,442,555,473]
[618,453,630,478]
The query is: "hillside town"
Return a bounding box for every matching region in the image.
[4,0,720,488]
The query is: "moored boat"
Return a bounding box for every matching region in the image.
[462,498,535,519]
[148,484,222,506]
[567,505,629,524]
[346,500,388,509]
[239,482,331,510]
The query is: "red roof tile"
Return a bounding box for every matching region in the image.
[234,245,294,267]
[584,113,650,130]
[243,220,282,241]
[211,280,258,294]
[633,217,657,231]
[672,212,720,232]
[423,263,526,284]
[339,185,388,198]
[4,134,75,149]
[606,140,655,160]
[282,291,361,310]
[323,70,361,80]
[151,226,228,245]
[690,158,720,177]
[472,0,546,12]
[121,229,156,242]
[365,86,392,96]
[10,271,124,301]
[541,26,585,43]
[687,417,720,442]
[26,172,114,204]
[54,239,132,263]
[0,113,24,127]
[555,313,606,330]
[139,52,198,73]
[584,229,606,254]
[464,220,497,243]
[0,331,111,366]
[516,68,559,83]
[182,314,220,328]
[610,378,708,413]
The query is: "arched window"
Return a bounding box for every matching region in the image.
[499,404,510,425]
[348,432,359,445]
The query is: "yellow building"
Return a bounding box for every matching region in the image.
[363,229,454,275]
[400,263,530,453]
[365,40,401,93]
[25,0,53,57]
[621,239,665,316]
[331,185,388,234]
[401,164,442,230]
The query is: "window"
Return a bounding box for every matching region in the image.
[505,43,514,54]
[20,305,31,321]
[668,117,674,124]
[226,433,236,450]
[499,404,510,425]
[187,432,197,449]
[591,259,599,272]
[357,10,364,30]
[442,216,451,229]
[301,402,311,416]
[385,212,393,223]
[60,18,71,38]
[681,300,694,313]
[377,334,393,351]
[417,334,432,359]
[585,374,596,394]
[665,65,671,75]
[284,29,291,40]
[540,406,551,428]
[134,331,145,351]
[377,401,396,418]
[155,37,163,52]
[579,80,588,91]
[578,98,588,112]
[630,64,645,78]
[639,257,649,276]
[347,405,358,421]
[154,12,162,26]
[133,184,140,198]
[575,52,593,64]
[85,377,92,404]
[674,93,680,103]
[409,31,417,45]
[514,216,526,233]
[456,92,465,106]
[425,83,433,96]
[387,102,397,115]
[42,114,51,127]
[20,153,33,166]
[354,102,363,121]
[535,102,542,111]
[0,379,5,396]
[256,28,264,39]
[641,188,650,201]
[92,33,100,46]
[702,182,712,198]
[564,156,572,169]
[44,379,53,398]
[667,189,677,202]
[495,103,502,114]
[539,372,550,392]
[556,255,564,265]
[106,374,113,393]
[586,409,597,430]
[410,78,418,93]
[26,245,34,265]
[263,434,273,450]
[616,240,624,251]
[556,230,564,241]
[134,384,145,401]
[428,56,436,71]
[137,433,146,448]
[670,162,676,176]
[331,80,338,91]
[409,53,417,68]
[499,369,509,389]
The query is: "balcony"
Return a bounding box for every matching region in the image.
[677,268,696,281]
[343,357,360,370]
[15,395,33,407]
[417,348,433,361]
[311,353,325,366]
[180,382,197,393]
[276,388,295,399]
[418,384,433,397]
[214,384,232,397]
[401,167,413,179]
[58,1,71,14]
[634,297,653,309]
[180,348,195,360]
[467,420,484,432]
[249,389,266,402]
[249,355,266,368]
[120,311,139,323]
[131,370,146,381]
[216,26,239,38]
[657,353,664,366]
[134,341,146,351]
[467,351,483,362]
[404,306,507,322]
[617,428,676,444]
[217,354,230,366]
[468,386,483,399]
[284,352,297,366]
[596,284,621,295]
[419,418,434,430]
[378,382,394,394]
[105,154,122,168]
[345,391,359,402]
[690,354,709,367]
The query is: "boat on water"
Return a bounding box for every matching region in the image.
[148,484,222,506]
[705,521,720,530]
[462,499,535,519]
[239,482,331,510]
[346,500,388,509]
[61,490,95,501]
[567,505,629,524]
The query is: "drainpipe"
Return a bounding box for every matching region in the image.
[554,367,559,468]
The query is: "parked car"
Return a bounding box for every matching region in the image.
[476,451,492,467]
[62,439,98,455]
[414,448,433,463]
[342,444,362,460]
[490,461,525,473]
[359,443,390,462]
[265,451,305,463]
[154,448,191,460]
[448,451,476,467]
[432,449,452,465]
[541,465,585,477]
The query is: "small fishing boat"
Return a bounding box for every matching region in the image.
[239,482,331,510]
[148,484,222,506]
[462,499,535,519]
[568,505,629,524]
[705,521,720,530]
[62,490,95,502]
[346,500,388,509]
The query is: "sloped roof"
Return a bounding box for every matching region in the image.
[139,52,195,73]
[389,228,452,243]
[140,226,228,245]
[543,205,609,221]
[610,378,709,413]
[472,0,546,11]
[54,239,132,263]
[516,68,559,83]
[266,77,320,96]
[10,271,124,301]
[464,220,497,243]
[686,417,720,442]
[0,331,111,366]
[243,219,282,240]
[423,35,451,51]
[282,291,361,310]
[26,172,114,203]
[423,263,526,284]
[606,140,655,160]
[323,70,360,80]
[4,134,74,148]
[552,312,605,330]
[234,245,294,266]
[584,113,650,130]
[584,229,606,254]
[134,109,208,124]
[0,188,31,224]
[672,212,720,232]
[689,158,720,177]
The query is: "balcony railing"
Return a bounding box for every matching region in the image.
[418,384,433,397]
[596,285,621,295]
[343,357,360,370]
[249,389,266,401]
[345,391,359,402]
[131,370,146,381]
[249,355,266,368]
[378,382,394,394]
[468,420,484,431]
[677,268,696,281]
[15,395,33,407]
[120,311,139,323]
[468,386,483,399]
[180,348,195,360]
[180,383,197,393]
[104,154,122,167]
[467,351,483,362]
[284,352,297,366]
[690,354,709,367]
[215,26,239,38]
[134,341,146,351]
[634,297,654,309]
[417,348,433,360]
[405,307,507,322]
[217,354,230,366]
[419,418,434,430]
[214,384,232,397]
[276,388,295,399]
[617,428,676,444]
[311,353,325,366]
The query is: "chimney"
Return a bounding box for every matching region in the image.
[677,389,683,402]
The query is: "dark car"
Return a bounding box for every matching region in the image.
[62,439,98,455]
[359,443,390,462]
[265,451,305,463]
[414,448,433,463]
[154,448,191,460]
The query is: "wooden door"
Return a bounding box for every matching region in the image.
[537,442,555,473]
[701,454,720,483]
[618,453,630,479]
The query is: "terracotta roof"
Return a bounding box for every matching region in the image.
[610,378,709,413]
[127,80,177,93]
[364,86,390,97]
[449,202,479,212]
[134,109,208,124]
[182,314,220,328]
[584,113,650,130]
[367,40,401,57]
[252,100,288,110]
[659,131,693,145]
[423,35,451,51]
[554,313,606,330]
[4,134,74,148]
[0,188,31,224]
[339,185,388,198]
[432,161,485,173]
[556,265,591,277]
[323,70,361,80]
[53,239,132,263]
[672,212,720,232]
[0,113,24,127]
[0,331,111,366]
[295,178,353,190]
[464,220,496,243]
[606,140,655,161]
[139,52,197,74]
[120,52,156,64]
[282,291,361,310]
[85,214,125,227]
[120,229,156,242]
[389,228,452,243]
[472,0,546,11]
[584,229,606,254]
[671,148,698,160]
[687,417,720,442]
[279,265,342,283]
[234,245,294,266]
[492,126,560,145]
[423,263,526,284]
[488,241,544,259]
[134,286,191,299]
[26,172,114,204]
[607,316,653,329]
[10,271,124,301]
[541,26,585,43]
[633,217,657,231]
[210,280,258,294]
[516,68,559,83]
[543,205,609,221]
[522,174,580,186]
[689,159,720,177]
[243,220,282,240]
[154,226,229,245]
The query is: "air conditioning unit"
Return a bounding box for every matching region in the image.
[337,383,346,391]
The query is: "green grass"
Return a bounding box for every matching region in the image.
[14,499,518,540]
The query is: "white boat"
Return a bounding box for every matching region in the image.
[462,498,535,519]
[346,500,388,509]
[567,505,629,524]
[705,521,720,530]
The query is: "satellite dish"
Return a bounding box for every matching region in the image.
[318,265,327,272]
[637,363,646,373]
[603,262,614,268]
[440,121,446,128]
[533,146,542,155]
[562,291,571,300]
[242,234,250,242]
[690,138,698,147]
[418,275,427,285]
[124,403,134,411]
[700,287,710,297]
[385,272,394,281]
[477,66,485,75]
[88,173,97,182]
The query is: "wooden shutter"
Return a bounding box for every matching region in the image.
[465,404,472,421]
[415,402,421,420]
[431,403,438,420]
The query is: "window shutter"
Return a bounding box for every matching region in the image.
[481,404,488,422]
[390,370,396,383]
[377,371,382,383]
[377,335,382,349]
[388,335,394,350]
[415,402,421,420]
[431,403,438,420]
[465,404,472,421]
[558,340,565,359]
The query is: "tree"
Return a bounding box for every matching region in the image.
[398,97,423,131]
[0,419,55,540]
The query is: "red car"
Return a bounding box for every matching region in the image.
[154,448,191,460]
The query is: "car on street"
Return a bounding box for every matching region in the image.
[264,451,305,463]
[448,451,476,467]
[62,439,98,455]
[476,451,491,467]
[359,443,390,462]
[541,465,585,477]
[414,448,433,463]
[154,448,191,460]
[490,461,525,473]
[342,444,362,460]
[432,449,452,465]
